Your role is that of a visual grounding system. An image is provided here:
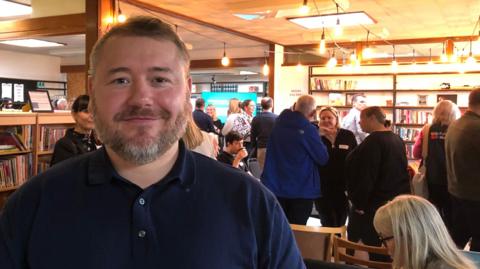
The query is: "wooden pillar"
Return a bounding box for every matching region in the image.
[267,43,275,99]
[85,0,115,83]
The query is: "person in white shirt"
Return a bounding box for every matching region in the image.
[342,93,367,144]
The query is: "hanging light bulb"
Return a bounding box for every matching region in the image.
[262,51,269,76]
[441,42,448,62]
[411,49,416,66]
[296,53,303,72]
[299,0,309,15]
[117,0,127,23]
[451,47,458,63]
[428,48,435,67]
[466,38,476,67]
[334,3,342,37]
[327,50,337,69]
[221,42,230,66]
[319,28,326,54]
[391,46,398,73]
[362,30,373,59]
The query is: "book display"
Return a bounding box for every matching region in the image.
[0,112,74,205]
[309,66,480,160]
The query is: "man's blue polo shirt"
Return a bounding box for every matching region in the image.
[0,142,305,269]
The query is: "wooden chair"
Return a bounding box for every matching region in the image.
[291,224,347,262]
[333,236,392,269]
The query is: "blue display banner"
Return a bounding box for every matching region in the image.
[201,92,257,123]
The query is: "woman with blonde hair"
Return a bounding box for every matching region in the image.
[412,100,461,231]
[222,98,251,143]
[183,114,218,159]
[374,195,474,269]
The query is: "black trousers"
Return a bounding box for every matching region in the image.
[428,183,452,233]
[314,194,348,227]
[277,197,314,225]
[347,207,391,262]
[451,195,480,251]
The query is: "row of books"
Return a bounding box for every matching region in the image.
[211,83,238,92]
[39,126,67,151]
[395,127,421,142]
[0,125,32,152]
[0,154,32,188]
[405,144,418,160]
[395,109,432,124]
[311,78,358,91]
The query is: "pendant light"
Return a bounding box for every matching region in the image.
[334,3,342,37]
[362,30,373,59]
[221,42,230,66]
[299,0,309,15]
[319,28,326,54]
[391,46,398,73]
[262,51,269,76]
[466,38,476,66]
[427,48,435,67]
[327,49,337,69]
[117,0,126,23]
[440,41,448,62]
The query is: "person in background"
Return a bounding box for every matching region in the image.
[206,103,223,134]
[374,195,475,269]
[54,97,68,110]
[192,97,215,133]
[262,95,329,225]
[315,106,357,227]
[222,98,251,144]
[241,99,255,154]
[183,114,218,159]
[217,131,249,173]
[0,98,13,110]
[50,94,97,166]
[342,93,367,144]
[412,100,460,232]
[446,89,480,251]
[345,106,410,260]
[0,16,305,268]
[250,96,277,170]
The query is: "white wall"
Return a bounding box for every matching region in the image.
[0,50,64,81]
[274,65,309,113]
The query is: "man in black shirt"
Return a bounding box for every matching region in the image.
[251,97,277,170]
[217,131,249,173]
[192,98,215,133]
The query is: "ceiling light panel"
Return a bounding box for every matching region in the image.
[288,12,375,29]
[0,0,32,17]
[0,39,65,48]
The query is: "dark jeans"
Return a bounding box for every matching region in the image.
[451,195,480,251]
[315,194,348,227]
[277,197,314,225]
[428,183,452,233]
[347,207,391,262]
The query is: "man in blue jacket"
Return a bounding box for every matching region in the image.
[262,95,329,224]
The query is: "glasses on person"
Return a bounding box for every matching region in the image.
[378,234,394,247]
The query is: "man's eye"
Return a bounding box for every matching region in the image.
[152,77,169,84]
[112,78,129,84]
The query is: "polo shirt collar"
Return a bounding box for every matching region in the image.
[87,140,196,187]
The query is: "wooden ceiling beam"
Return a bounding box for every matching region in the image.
[0,13,85,40]
[285,35,479,50]
[191,57,265,69]
[122,0,278,46]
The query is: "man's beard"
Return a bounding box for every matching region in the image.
[92,97,188,165]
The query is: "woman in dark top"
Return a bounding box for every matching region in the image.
[345,106,410,260]
[315,107,357,227]
[50,95,97,166]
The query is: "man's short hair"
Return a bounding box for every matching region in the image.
[469,89,480,108]
[225,131,243,145]
[351,93,366,104]
[294,95,316,116]
[242,99,252,110]
[89,16,190,77]
[261,97,273,110]
[195,98,205,109]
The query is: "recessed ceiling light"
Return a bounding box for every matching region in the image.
[0,39,65,48]
[239,71,258,75]
[0,0,32,17]
[234,13,266,21]
[288,11,375,29]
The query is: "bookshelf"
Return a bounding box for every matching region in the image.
[309,66,480,160]
[0,112,74,206]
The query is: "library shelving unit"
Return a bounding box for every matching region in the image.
[309,66,480,160]
[0,112,36,206]
[0,112,74,207]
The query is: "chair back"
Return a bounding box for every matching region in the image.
[333,236,392,269]
[291,224,347,262]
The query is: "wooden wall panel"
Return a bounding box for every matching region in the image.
[67,72,87,101]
